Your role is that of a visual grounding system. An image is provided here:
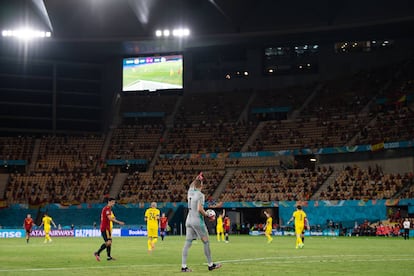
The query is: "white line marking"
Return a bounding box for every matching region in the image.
[1,255,413,273]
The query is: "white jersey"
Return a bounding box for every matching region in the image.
[403,220,410,229]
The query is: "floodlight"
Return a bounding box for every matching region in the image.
[1,28,52,40]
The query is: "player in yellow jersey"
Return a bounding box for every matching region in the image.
[216,209,225,242]
[287,205,309,249]
[145,202,160,253]
[263,210,273,243]
[39,212,56,243]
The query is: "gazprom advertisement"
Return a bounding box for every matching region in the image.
[75,229,121,237]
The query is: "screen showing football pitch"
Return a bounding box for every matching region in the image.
[122,54,183,92]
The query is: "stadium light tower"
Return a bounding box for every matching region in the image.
[1,0,53,41]
[1,28,52,40]
[155,28,190,38]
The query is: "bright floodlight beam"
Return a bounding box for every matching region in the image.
[31,0,53,32]
[207,0,232,22]
[128,0,157,25]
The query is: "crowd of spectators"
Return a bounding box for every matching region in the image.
[6,171,113,205]
[301,67,390,119]
[0,136,35,161]
[35,135,104,173]
[154,157,226,171]
[161,121,257,154]
[350,218,413,237]
[355,107,414,145]
[118,170,225,203]
[106,122,164,161]
[319,165,413,200]
[220,166,333,202]
[249,115,370,152]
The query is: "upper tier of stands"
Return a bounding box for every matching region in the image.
[319,165,413,200]
[35,135,104,173]
[0,136,35,161]
[219,167,333,202]
[107,123,164,161]
[161,122,257,154]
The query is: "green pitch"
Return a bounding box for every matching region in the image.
[0,235,413,275]
[123,61,182,89]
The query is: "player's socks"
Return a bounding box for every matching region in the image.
[106,245,111,258]
[97,243,107,255]
[203,240,212,264]
[182,240,192,265]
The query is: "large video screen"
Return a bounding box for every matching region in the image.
[122,54,183,92]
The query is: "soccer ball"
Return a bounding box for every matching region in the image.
[206,209,216,219]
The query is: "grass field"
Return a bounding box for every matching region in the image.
[123,60,182,89]
[0,235,413,275]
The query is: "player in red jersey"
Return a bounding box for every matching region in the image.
[160,213,169,241]
[94,198,125,261]
[223,214,231,243]
[23,214,35,243]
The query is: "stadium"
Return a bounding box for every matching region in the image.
[0,0,414,275]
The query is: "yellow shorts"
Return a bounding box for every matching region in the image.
[147,227,158,238]
[295,225,304,235]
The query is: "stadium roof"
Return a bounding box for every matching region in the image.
[0,0,414,61]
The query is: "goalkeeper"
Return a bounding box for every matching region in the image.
[181,172,222,272]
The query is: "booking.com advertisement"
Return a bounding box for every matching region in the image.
[0,228,147,238]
